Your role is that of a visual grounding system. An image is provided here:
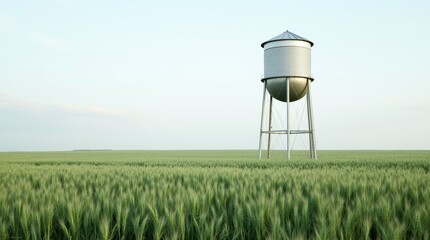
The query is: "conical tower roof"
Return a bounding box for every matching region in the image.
[261,30,313,47]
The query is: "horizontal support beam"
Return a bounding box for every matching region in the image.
[261,130,312,135]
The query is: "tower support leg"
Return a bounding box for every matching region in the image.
[258,81,267,160]
[286,78,291,160]
[267,96,273,158]
[306,79,317,159]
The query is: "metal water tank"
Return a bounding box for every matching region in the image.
[261,30,314,102]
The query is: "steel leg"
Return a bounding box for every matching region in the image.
[258,81,267,160]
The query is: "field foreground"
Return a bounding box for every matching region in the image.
[0,150,430,239]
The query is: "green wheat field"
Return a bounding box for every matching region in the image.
[0,150,429,239]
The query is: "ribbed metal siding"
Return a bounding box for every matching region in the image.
[263,41,311,79]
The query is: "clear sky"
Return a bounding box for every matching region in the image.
[1,0,429,151]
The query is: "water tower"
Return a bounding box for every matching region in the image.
[258,30,317,159]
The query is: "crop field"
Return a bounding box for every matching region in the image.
[0,150,430,239]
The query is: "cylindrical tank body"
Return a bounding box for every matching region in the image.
[261,31,313,102]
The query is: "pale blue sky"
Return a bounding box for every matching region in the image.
[1,0,429,151]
